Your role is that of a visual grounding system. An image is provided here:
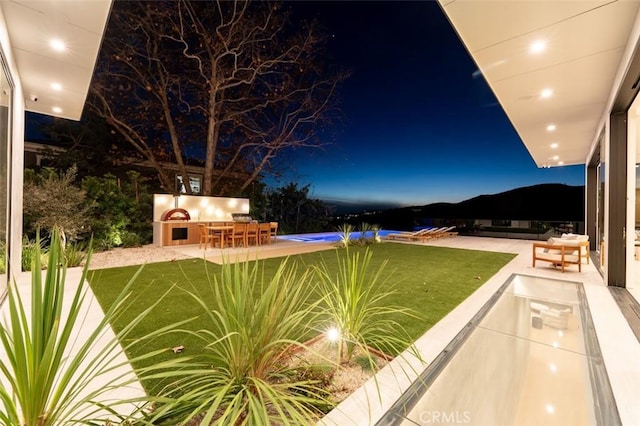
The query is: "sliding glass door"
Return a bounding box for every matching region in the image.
[0,51,11,294]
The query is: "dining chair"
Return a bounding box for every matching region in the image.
[245,222,260,246]
[226,222,247,248]
[258,222,271,245]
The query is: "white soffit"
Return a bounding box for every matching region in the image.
[0,0,112,120]
[438,0,640,168]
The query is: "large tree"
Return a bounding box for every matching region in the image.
[89,0,346,196]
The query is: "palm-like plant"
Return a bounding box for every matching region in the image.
[153,258,330,425]
[336,223,354,248]
[0,228,192,425]
[312,247,417,364]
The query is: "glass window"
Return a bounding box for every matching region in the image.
[0,51,12,293]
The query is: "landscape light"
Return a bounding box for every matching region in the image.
[326,326,340,342]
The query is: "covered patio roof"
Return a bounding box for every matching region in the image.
[0,0,112,120]
[438,0,640,168]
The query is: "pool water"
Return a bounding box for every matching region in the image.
[278,230,400,243]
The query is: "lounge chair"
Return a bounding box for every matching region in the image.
[430,226,457,238]
[385,228,434,241]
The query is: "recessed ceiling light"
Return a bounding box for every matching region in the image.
[530,40,546,54]
[50,82,62,91]
[549,363,557,373]
[52,106,62,113]
[546,124,556,132]
[558,161,564,165]
[49,39,66,52]
[552,155,559,160]
[550,143,558,149]
[546,404,555,414]
[540,88,553,99]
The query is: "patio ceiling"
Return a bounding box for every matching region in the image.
[438,0,640,168]
[0,0,112,120]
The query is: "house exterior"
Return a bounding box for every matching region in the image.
[437,1,640,297]
[0,1,111,291]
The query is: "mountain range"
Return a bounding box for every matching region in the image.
[331,183,585,230]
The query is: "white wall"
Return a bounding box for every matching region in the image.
[0,6,25,279]
[153,194,250,222]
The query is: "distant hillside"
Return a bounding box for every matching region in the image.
[334,184,584,230]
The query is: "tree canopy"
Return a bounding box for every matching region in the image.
[89,0,347,196]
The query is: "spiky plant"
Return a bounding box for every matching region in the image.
[359,222,372,244]
[312,247,417,364]
[0,228,193,425]
[336,223,354,248]
[151,258,331,425]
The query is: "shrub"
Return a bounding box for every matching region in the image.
[21,236,49,272]
[65,241,87,267]
[23,166,92,241]
[121,230,143,248]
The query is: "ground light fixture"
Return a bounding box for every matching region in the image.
[326,326,341,343]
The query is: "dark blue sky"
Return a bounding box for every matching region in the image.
[284,1,584,208]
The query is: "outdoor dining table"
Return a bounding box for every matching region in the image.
[205,225,234,248]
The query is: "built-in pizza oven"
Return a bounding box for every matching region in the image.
[161,208,191,221]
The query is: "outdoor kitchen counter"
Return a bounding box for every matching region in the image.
[153,220,234,247]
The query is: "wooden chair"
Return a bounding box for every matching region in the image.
[226,223,247,248]
[532,241,587,272]
[269,222,278,244]
[198,223,220,249]
[258,222,271,245]
[245,222,260,246]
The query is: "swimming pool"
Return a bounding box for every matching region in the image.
[278,230,400,243]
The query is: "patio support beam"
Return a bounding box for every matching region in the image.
[607,112,628,287]
[586,163,597,251]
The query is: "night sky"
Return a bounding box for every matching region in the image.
[284,1,585,209]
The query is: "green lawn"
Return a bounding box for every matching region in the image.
[89,243,514,373]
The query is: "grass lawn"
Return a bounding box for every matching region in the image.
[88,243,514,392]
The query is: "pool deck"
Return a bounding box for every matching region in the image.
[5,236,639,424]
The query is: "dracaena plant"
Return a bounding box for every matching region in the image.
[336,223,354,248]
[312,247,418,365]
[148,258,331,425]
[0,228,193,425]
